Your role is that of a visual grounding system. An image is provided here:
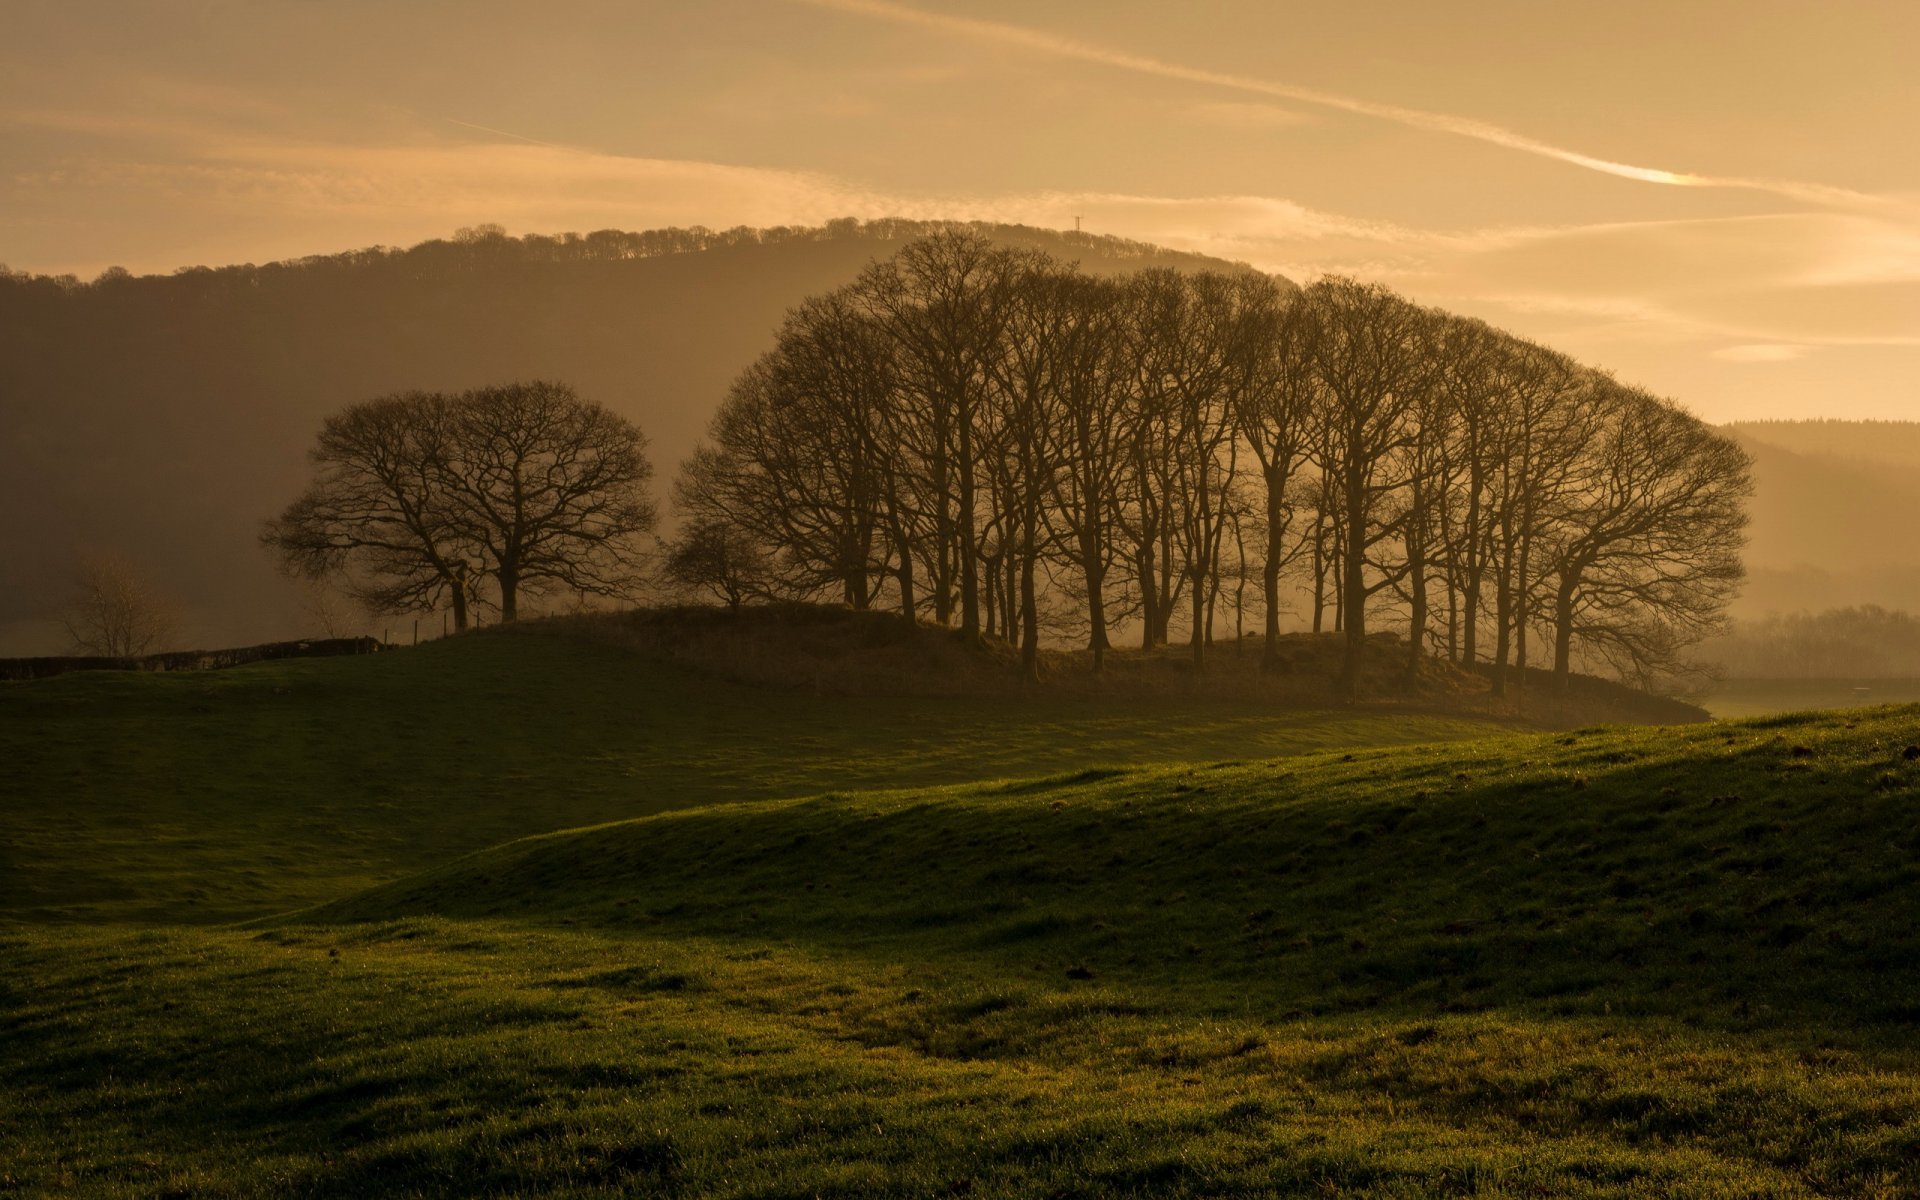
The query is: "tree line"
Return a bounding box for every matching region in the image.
[673,232,1752,693]
[1707,606,1920,679]
[265,382,656,628]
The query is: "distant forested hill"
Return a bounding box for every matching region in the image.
[1726,419,1920,470]
[0,221,1253,652]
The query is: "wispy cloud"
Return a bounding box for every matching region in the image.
[1714,344,1812,363]
[7,106,1917,366]
[798,0,1888,210]
[1186,101,1314,131]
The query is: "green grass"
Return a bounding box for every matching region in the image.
[0,629,1496,924]
[309,712,1920,1035]
[7,628,1920,1196]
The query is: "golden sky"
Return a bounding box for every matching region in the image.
[3,0,1916,421]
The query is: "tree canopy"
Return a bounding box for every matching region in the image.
[265,382,655,627]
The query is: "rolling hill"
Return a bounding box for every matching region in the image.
[0,616,1501,925]
[5,679,1920,1195]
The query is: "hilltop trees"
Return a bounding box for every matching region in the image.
[265,383,655,626]
[676,233,1750,692]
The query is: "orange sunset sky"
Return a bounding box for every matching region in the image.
[3,0,1915,422]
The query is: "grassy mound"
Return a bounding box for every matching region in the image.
[0,623,1500,923]
[7,708,1920,1196]
[533,602,1708,726]
[309,705,1920,1034]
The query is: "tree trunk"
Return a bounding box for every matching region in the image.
[1019,545,1040,684]
[1082,524,1109,672]
[983,557,998,639]
[498,561,519,623]
[1406,518,1428,677]
[1446,577,1459,663]
[1514,538,1532,699]
[896,537,916,622]
[1137,545,1158,651]
[1462,574,1481,666]
[1310,520,1325,635]
[1553,575,1577,688]
[1190,567,1207,671]
[1262,469,1287,672]
[1491,556,1512,698]
[957,421,981,641]
[1339,464,1366,698]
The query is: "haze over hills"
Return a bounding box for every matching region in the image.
[1724,423,1920,618]
[1,221,1910,655]
[0,220,1254,654]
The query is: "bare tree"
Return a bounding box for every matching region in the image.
[1477,339,1593,696]
[857,232,1018,641]
[983,252,1077,680]
[62,552,179,656]
[663,517,773,611]
[1230,279,1318,672]
[298,579,370,638]
[442,381,657,621]
[1038,275,1130,670]
[1427,315,1502,666]
[683,301,892,609]
[1539,383,1751,686]
[263,391,483,630]
[1307,277,1436,697]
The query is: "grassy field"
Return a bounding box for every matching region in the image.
[6,627,1920,1196]
[0,628,1497,924]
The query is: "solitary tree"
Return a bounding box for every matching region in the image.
[62,552,178,656]
[441,382,657,621]
[267,382,655,626]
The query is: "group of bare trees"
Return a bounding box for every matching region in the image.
[265,382,656,628]
[674,232,1751,693]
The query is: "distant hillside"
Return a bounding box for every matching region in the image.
[1726,419,1920,471]
[1724,423,1920,616]
[0,220,1257,654]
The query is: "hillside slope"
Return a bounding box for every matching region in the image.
[0,622,1498,924]
[553,603,1707,726]
[7,708,1920,1196]
[315,706,1920,1034]
[0,221,1254,654]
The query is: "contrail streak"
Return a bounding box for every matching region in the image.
[442,117,571,150]
[800,0,1879,209]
